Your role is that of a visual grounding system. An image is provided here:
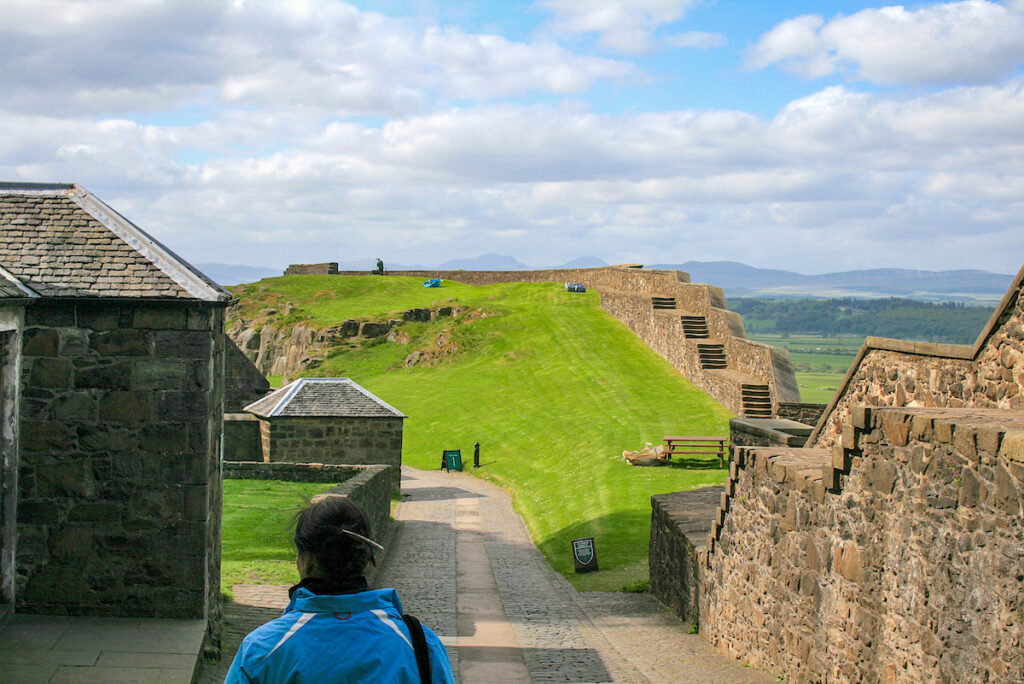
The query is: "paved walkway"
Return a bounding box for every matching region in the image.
[0,614,206,683]
[199,467,774,683]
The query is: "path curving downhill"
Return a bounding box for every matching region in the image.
[200,467,774,683]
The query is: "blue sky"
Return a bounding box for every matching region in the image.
[1,0,1023,274]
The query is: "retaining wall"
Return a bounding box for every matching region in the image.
[699,407,1024,683]
[811,264,1024,448]
[223,462,392,551]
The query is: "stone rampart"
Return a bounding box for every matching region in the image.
[697,407,1024,683]
[649,486,723,624]
[284,262,338,275]
[811,264,1024,448]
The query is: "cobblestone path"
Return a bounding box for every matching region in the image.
[199,467,774,683]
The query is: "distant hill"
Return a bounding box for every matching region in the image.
[550,256,608,268]
[650,261,1014,303]
[196,263,281,286]
[438,253,531,270]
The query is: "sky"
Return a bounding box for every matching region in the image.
[2,0,1023,274]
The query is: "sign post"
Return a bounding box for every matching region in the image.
[572,537,598,573]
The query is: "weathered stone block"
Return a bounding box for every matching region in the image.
[78,424,134,452]
[59,328,90,357]
[68,502,123,522]
[154,330,212,358]
[99,391,154,423]
[91,329,152,356]
[37,460,96,497]
[140,423,188,452]
[155,391,207,420]
[132,360,188,390]
[1000,430,1024,463]
[17,502,61,524]
[30,358,72,388]
[53,394,96,421]
[74,361,133,390]
[22,328,58,356]
[133,308,188,330]
[20,421,74,451]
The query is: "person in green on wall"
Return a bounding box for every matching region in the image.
[375,257,385,275]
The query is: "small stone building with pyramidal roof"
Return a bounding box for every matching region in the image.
[0,182,233,647]
[244,377,406,490]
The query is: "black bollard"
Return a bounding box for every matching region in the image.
[473,441,480,468]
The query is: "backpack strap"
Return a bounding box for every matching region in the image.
[402,613,431,684]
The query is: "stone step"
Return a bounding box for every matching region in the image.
[680,315,710,339]
[652,296,677,310]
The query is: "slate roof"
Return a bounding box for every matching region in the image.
[244,378,406,418]
[0,182,231,301]
[0,264,39,301]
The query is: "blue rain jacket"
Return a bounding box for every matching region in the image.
[224,587,455,683]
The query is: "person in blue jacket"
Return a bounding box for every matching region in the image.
[224,496,455,683]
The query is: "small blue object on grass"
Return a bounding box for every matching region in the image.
[423,279,442,288]
[564,282,585,293]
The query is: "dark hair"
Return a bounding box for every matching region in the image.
[293,496,377,581]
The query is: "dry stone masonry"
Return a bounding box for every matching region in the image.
[700,407,1024,683]
[811,264,1024,448]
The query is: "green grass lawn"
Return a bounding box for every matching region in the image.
[221,479,336,594]
[225,275,733,591]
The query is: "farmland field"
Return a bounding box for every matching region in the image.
[747,333,862,404]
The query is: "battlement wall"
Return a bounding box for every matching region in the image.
[693,407,1024,682]
[811,264,1024,447]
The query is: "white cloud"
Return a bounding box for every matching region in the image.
[749,1,1024,85]
[665,31,727,50]
[536,0,698,53]
[0,0,637,117]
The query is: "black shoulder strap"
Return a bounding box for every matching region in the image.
[402,613,431,684]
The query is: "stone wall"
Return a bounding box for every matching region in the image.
[776,402,828,426]
[223,339,269,412]
[223,463,393,582]
[259,416,404,491]
[729,418,812,449]
[15,300,225,621]
[284,262,337,275]
[811,264,1024,448]
[223,413,262,462]
[649,486,723,624]
[700,407,1024,683]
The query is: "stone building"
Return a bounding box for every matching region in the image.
[0,182,231,633]
[244,377,405,490]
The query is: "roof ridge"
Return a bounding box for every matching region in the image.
[64,186,232,302]
[0,264,41,298]
[268,377,308,417]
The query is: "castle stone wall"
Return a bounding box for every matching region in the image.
[15,300,225,620]
[811,265,1024,448]
[259,416,403,491]
[700,407,1024,683]
[284,262,338,275]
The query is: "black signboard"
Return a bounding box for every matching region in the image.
[572,537,598,573]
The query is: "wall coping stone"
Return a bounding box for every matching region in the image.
[730,417,812,446]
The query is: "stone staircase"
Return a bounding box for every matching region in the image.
[680,315,710,339]
[697,343,727,369]
[740,384,772,417]
[651,296,677,310]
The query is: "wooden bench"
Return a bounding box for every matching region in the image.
[663,436,727,467]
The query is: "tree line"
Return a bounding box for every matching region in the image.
[731,298,995,344]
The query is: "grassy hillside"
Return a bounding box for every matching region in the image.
[227,275,732,591]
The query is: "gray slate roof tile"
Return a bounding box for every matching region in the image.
[0,184,231,302]
[245,378,406,418]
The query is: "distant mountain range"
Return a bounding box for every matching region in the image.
[198,257,1014,303]
[651,261,1014,303]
